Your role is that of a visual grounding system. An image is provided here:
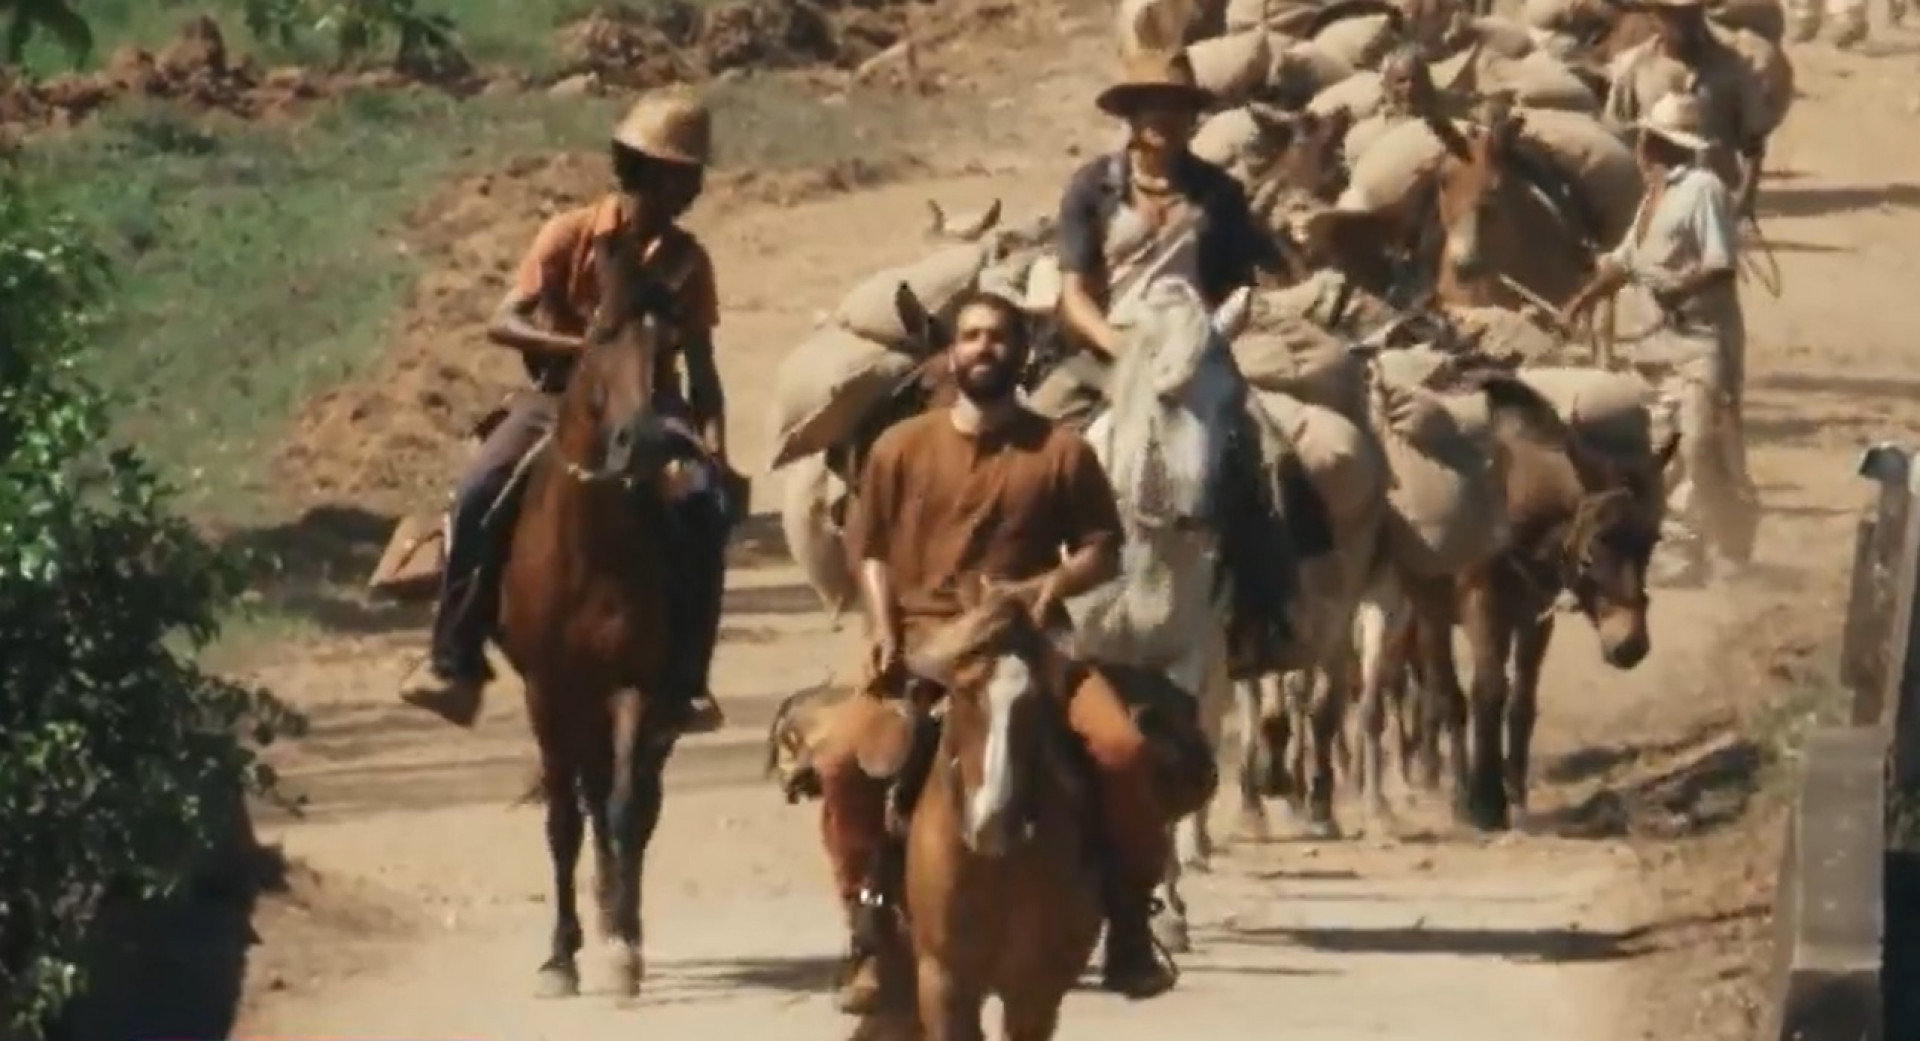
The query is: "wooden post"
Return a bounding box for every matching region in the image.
[1853,445,1915,727]
[1862,444,1920,794]
[1857,444,1920,1041]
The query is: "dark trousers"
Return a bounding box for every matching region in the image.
[429,393,555,677]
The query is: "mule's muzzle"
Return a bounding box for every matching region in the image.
[1598,616,1650,670]
[1450,252,1489,281]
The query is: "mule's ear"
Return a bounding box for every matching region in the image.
[973,198,1004,238]
[1213,285,1254,340]
[894,281,940,353]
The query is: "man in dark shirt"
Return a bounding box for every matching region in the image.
[1034,48,1329,681]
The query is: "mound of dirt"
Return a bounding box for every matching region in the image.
[0,15,484,131]
[274,154,605,515]
[553,0,904,87]
[551,0,1027,91]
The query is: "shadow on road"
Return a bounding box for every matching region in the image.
[1758,182,1920,220]
[61,828,288,1041]
[652,953,844,999]
[1228,903,1765,963]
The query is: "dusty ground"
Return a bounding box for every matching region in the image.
[100,15,1920,1041]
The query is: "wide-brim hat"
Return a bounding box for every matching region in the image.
[1638,0,1709,10]
[1637,90,1710,151]
[611,85,712,166]
[1096,49,1214,117]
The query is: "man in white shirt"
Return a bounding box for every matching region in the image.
[1563,91,1759,585]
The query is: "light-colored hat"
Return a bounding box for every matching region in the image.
[1637,91,1710,151]
[1639,0,1708,9]
[611,86,712,166]
[1096,49,1214,117]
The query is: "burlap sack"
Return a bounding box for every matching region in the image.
[1022,252,1063,314]
[769,324,919,469]
[780,452,861,623]
[1339,116,1460,213]
[1371,345,1456,394]
[1260,267,1394,333]
[1188,29,1273,105]
[978,247,1039,304]
[1276,38,1358,97]
[1233,278,1377,420]
[1424,367,1658,464]
[1445,49,1598,113]
[1223,0,1271,30]
[834,242,988,350]
[1713,0,1787,43]
[1715,24,1793,136]
[1454,15,1538,59]
[1254,389,1387,524]
[1518,366,1659,461]
[1519,0,1582,30]
[1372,380,1503,577]
[1340,110,1413,166]
[1444,304,1570,364]
[1192,105,1277,182]
[1307,69,1384,120]
[1312,12,1399,69]
[1511,106,1644,245]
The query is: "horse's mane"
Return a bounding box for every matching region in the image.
[1097,280,1231,528]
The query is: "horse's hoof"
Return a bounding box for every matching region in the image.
[1151,910,1192,955]
[1358,805,1401,842]
[605,939,644,998]
[1232,807,1272,844]
[1302,811,1343,841]
[535,960,580,999]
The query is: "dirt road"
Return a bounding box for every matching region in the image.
[230,23,1920,1041]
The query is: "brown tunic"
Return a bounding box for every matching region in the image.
[850,407,1124,639]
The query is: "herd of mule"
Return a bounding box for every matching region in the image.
[357,0,1809,1034]
[750,0,1790,1031]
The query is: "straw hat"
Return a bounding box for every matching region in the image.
[1096,49,1214,117]
[1640,0,1708,9]
[1637,91,1710,151]
[611,85,712,166]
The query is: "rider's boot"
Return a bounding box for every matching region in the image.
[399,491,500,728]
[837,888,887,1015]
[1100,874,1177,999]
[659,490,730,734]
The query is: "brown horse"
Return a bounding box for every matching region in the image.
[1392,370,1677,831]
[497,236,705,998]
[845,584,1105,1041]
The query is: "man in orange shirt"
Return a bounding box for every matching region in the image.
[399,87,733,734]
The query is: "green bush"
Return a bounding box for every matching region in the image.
[0,175,303,1038]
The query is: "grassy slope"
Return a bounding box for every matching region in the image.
[17,3,930,525]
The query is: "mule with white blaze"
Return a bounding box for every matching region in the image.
[1067,277,1249,953]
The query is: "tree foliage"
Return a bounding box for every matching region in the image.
[241,0,466,75]
[0,175,302,1038]
[0,0,93,67]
